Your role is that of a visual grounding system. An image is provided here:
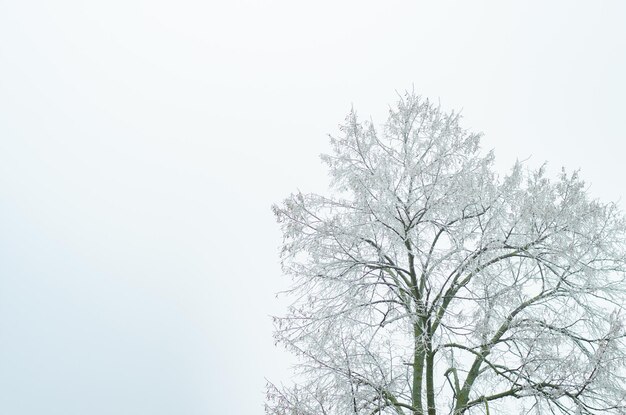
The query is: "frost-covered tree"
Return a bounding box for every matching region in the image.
[267,92,626,415]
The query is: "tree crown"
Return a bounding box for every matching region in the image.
[268,92,626,415]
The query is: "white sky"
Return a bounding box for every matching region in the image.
[1,1,625,414]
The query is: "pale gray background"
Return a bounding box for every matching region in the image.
[1,1,625,414]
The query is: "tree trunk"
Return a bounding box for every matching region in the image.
[412,322,424,415]
[425,335,436,415]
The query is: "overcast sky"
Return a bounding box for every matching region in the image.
[1,1,625,414]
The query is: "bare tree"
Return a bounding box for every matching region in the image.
[267,92,626,415]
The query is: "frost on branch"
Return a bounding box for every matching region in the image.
[267,92,626,415]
